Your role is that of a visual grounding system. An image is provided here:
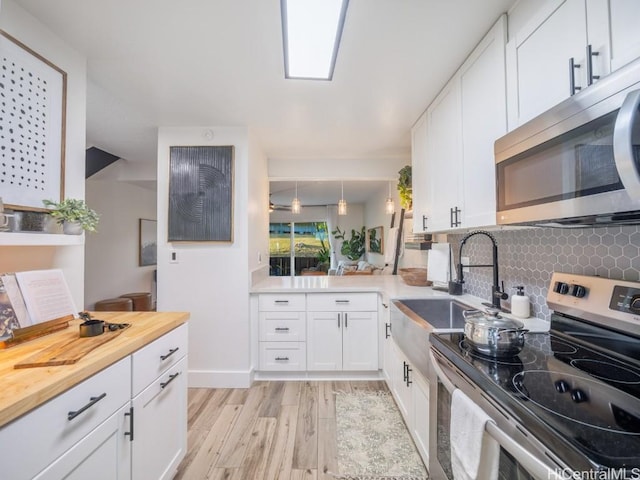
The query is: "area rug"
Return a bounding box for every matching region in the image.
[333,391,428,480]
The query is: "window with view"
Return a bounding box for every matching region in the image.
[269,221,330,277]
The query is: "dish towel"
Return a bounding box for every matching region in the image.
[384,227,404,264]
[450,389,500,480]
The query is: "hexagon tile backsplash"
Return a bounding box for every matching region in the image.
[446,226,640,321]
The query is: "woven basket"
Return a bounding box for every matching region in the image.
[398,268,431,287]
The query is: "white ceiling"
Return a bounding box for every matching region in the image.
[13,0,516,166]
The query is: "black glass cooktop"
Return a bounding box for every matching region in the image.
[431,325,640,471]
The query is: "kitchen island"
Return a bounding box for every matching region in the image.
[0,311,189,480]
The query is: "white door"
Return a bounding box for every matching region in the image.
[507,0,587,127]
[427,77,462,231]
[34,404,132,480]
[342,311,378,371]
[606,0,640,72]
[459,16,507,229]
[411,112,430,233]
[132,357,187,480]
[411,373,430,466]
[307,311,342,370]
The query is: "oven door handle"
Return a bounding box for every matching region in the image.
[429,349,564,480]
[613,88,640,200]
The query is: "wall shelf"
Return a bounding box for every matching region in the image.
[0,232,84,246]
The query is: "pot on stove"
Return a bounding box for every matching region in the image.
[463,308,529,357]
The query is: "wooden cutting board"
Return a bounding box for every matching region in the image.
[14,325,130,369]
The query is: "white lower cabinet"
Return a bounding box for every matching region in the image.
[258,294,307,371]
[34,403,132,480]
[0,324,188,480]
[386,339,430,467]
[132,356,187,480]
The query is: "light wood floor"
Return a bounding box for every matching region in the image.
[175,380,389,480]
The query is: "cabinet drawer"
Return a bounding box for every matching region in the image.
[258,293,306,311]
[259,342,306,371]
[307,292,377,312]
[259,312,306,342]
[0,357,131,480]
[132,323,188,396]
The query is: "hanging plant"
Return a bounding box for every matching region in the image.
[397,165,412,210]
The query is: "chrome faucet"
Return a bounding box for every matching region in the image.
[448,230,508,309]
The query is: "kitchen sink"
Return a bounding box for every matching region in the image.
[390,298,475,380]
[393,298,474,330]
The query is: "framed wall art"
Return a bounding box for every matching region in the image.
[168,146,234,242]
[139,219,157,266]
[0,30,67,211]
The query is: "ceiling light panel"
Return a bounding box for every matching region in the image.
[281,0,349,80]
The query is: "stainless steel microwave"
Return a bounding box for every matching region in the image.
[494,57,640,227]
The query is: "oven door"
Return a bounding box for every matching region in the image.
[429,348,565,480]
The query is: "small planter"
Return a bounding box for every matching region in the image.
[63,221,84,235]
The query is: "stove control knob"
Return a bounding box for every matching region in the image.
[555,380,570,393]
[554,282,569,295]
[630,295,640,313]
[570,284,587,298]
[571,388,588,403]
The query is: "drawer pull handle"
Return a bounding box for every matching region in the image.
[161,372,180,389]
[275,356,289,361]
[68,393,107,421]
[275,327,290,332]
[124,407,134,441]
[274,300,289,304]
[160,347,179,361]
[335,300,350,304]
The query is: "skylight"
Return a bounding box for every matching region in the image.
[281,0,349,80]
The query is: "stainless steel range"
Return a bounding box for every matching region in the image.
[429,272,640,480]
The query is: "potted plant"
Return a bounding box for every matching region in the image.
[332,226,366,261]
[397,165,412,210]
[43,198,99,234]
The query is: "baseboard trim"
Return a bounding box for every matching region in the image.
[254,370,384,382]
[188,369,253,388]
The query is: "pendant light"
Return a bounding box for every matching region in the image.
[385,181,395,214]
[291,181,301,214]
[338,180,348,215]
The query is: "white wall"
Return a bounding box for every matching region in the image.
[157,126,265,388]
[0,0,87,306]
[84,177,157,309]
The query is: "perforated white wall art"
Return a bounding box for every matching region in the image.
[0,31,66,210]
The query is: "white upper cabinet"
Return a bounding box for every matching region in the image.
[412,15,506,233]
[411,112,430,233]
[507,0,640,129]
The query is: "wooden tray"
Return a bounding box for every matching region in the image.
[14,325,130,369]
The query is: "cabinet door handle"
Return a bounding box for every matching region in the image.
[160,347,179,361]
[586,44,600,86]
[124,406,134,441]
[403,361,408,382]
[422,215,428,231]
[68,393,107,421]
[385,323,391,339]
[274,327,290,332]
[406,365,413,387]
[338,313,341,328]
[345,313,348,328]
[160,372,180,389]
[275,356,289,361]
[569,57,582,95]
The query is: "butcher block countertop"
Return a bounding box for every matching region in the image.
[0,311,189,428]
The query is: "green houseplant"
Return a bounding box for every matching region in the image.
[332,226,366,261]
[397,165,412,210]
[43,198,99,234]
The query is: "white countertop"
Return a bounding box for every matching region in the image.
[251,275,550,332]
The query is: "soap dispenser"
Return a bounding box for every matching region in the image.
[511,286,530,319]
